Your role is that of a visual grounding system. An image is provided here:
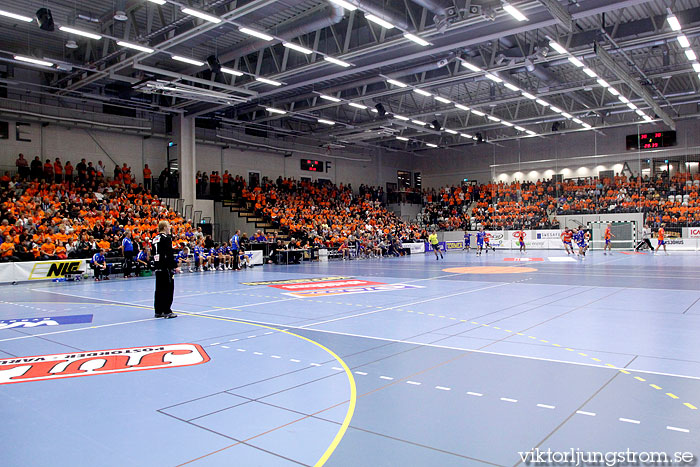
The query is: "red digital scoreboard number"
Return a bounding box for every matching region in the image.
[629,131,675,151]
[300,159,323,172]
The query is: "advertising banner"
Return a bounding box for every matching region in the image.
[403,243,426,254]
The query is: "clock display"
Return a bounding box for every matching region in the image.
[301,159,323,172]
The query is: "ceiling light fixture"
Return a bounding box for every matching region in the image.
[324,56,351,67]
[317,118,336,125]
[666,10,681,31]
[535,99,549,106]
[319,94,341,102]
[181,8,222,23]
[504,82,520,91]
[58,26,102,40]
[0,9,33,22]
[14,55,54,67]
[266,107,286,114]
[548,40,567,55]
[396,136,409,141]
[434,96,451,104]
[522,92,536,100]
[413,88,432,97]
[172,55,205,66]
[426,143,438,148]
[485,73,503,83]
[256,77,282,86]
[677,35,690,48]
[393,115,409,121]
[117,41,154,53]
[239,27,273,41]
[348,102,367,109]
[365,14,394,29]
[583,68,597,78]
[454,104,470,111]
[328,0,357,11]
[461,61,482,72]
[596,78,610,87]
[567,56,584,67]
[221,67,243,76]
[471,109,486,116]
[502,2,528,21]
[685,49,697,61]
[411,120,427,125]
[283,42,313,54]
[404,33,430,46]
[386,79,408,88]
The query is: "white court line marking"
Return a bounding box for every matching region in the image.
[229,339,239,342]
[310,363,321,366]
[576,411,596,416]
[467,392,483,397]
[500,398,518,403]
[355,371,368,375]
[537,404,555,409]
[435,386,451,391]
[379,376,394,380]
[667,426,690,433]
[263,332,274,335]
[406,381,421,385]
[299,282,509,328]
[331,367,343,371]
[210,342,221,346]
[619,418,640,424]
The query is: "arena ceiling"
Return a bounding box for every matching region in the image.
[0,0,699,154]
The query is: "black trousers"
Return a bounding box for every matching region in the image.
[231,250,239,269]
[123,250,134,276]
[154,270,174,316]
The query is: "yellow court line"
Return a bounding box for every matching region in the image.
[177,311,356,467]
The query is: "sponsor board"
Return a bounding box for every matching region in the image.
[504,258,544,262]
[686,228,700,239]
[403,243,425,254]
[445,241,464,250]
[269,280,383,291]
[536,230,564,240]
[0,314,93,330]
[425,242,446,252]
[0,343,209,385]
[27,260,85,280]
[283,284,424,298]
[241,276,351,286]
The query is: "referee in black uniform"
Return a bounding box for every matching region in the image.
[152,220,178,319]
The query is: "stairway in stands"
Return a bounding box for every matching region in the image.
[220,197,288,240]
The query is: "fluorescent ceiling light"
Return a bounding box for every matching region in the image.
[522,92,536,100]
[14,55,53,67]
[117,41,154,53]
[572,118,583,124]
[454,104,470,111]
[618,95,630,104]
[677,35,690,48]
[635,109,645,116]
[596,79,609,87]
[239,27,273,41]
[485,73,503,83]
[504,82,520,91]
[582,123,592,129]
[434,96,451,104]
[146,0,166,4]
[181,8,221,23]
[471,109,485,116]
[348,102,367,109]
[328,0,357,11]
[526,130,537,135]
[444,129,458,134]
[685,49,697,61]
[404,33,430,47]
[59,26,102,40]
[535,99,549,106]
[514,126,526,132]
[643,116,653,122]
[426,143,438,148]
[412,120,427,125]
[561,112,573,119]
[172,55,205,66]
[502,121,514,127]
[387,79,408,88]
[266,107,286,115]
[461,61,482,72]
[319,94,341,102]
[221,67,243,76]
[393,115,409,121]
[396,136,409,141]
[371,108,378,113]
[324,56,351,67]
[583,68,597,78]
[0,9,33,22]
[460,133,472,138]
[317,118,336,125]
[693,63,700,73]
[548,40,567,54]
[365,14,394,29]
[283,42,313,54]
[413,88,432,97]
[608,87,620,96]
[549,106,562,113]
[503,3,528,22]
[627,102,637,110]
[256,77,282,86]
[667,12,682,31]
[487,115,501,122]
[567,56,584,67]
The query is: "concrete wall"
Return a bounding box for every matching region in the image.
[416,119,700,188]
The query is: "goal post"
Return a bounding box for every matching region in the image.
[588,221,636,250]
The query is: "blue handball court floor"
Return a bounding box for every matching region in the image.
[2,249,700,466]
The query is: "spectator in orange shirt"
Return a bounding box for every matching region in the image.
[53,158,63,183]
[143,164,152,190]
[0,235,18,262]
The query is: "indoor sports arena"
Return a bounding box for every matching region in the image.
[2,0,700,465]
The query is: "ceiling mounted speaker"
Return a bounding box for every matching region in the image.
[476,132,483,143]
[431,119,441,131]
[36,8,54,32]
[552,121,561,132]
[206,55,222,74]
[375,103,386,116]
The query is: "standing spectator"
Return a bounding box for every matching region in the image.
[87,162,96,182]
[16,153,29,179]
[143,164,152,190]
[210,171,220,200]
[222,170,231,199]
[121,230,135,278]
[64,161,73,183]
[53,158,63,183]
[30,156,43,180]
[158,169,168,196]
[96,160,106,180]
[200,172,209,198]
[43,159,54,182]
[114,164,122,182]
[76,159,88,185]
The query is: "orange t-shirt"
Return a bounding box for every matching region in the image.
[0,242,14,257]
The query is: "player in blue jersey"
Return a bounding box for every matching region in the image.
[91,248,109,281]
[193,240,208,271]
[230,230,241,270]
[177,246,192,272]
[573,227,588,258]
[476,227,486,256]
[463,232,471,252]
[135,245,149,276]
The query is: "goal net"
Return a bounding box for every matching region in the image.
[588,221,636,250]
